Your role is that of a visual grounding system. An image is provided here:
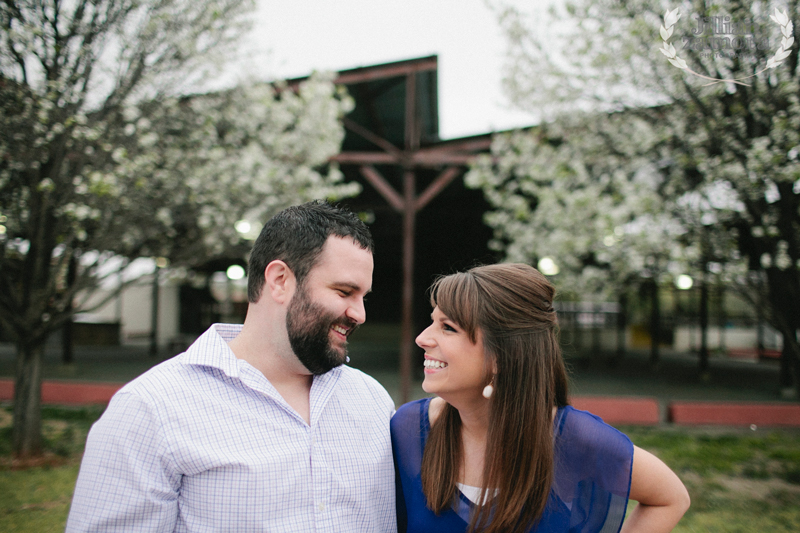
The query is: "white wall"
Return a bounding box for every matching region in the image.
[76,274,180,348]
[673,324,782,353]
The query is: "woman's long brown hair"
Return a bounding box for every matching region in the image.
[420,263,569,533]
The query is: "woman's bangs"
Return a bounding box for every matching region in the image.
[430,272,480,342]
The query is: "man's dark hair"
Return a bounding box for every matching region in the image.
[247,201,374,302]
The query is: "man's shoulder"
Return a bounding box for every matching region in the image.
[115,325,236,400]
[338,365,386,390]
[113,355,193,401]
[336,366,394,408]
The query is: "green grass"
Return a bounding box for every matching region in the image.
[622,426,800,532]
[0,404,104,533]
[1,406,799,532]
[0,463,79,532]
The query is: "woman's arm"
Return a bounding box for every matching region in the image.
[620,445,691,533]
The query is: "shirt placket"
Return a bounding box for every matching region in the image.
[308,370,339,532]
[309,424,335,532]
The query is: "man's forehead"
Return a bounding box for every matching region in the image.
[318,235,372,259]
[311,236,373,279]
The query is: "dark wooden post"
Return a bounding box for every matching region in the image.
[328,57,490,402]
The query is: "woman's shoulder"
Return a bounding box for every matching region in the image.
[556,405,633,459]
[392,397,431,427]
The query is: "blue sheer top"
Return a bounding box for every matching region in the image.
[391,398,633,533]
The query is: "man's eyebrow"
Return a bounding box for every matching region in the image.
[333,282,372,295]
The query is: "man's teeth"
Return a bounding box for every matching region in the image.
[332,325,348,335]
[424,359,448,369]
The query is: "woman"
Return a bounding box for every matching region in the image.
[391,263,690,533]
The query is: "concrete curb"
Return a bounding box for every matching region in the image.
[669,401,800,427]
[3,379,799,428]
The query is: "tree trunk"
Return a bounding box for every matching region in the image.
[780,338,794,391]
[13,340,44,457]
[614,291,628,364]
[62,255,77,365]
[717,285,726,355]
[699,275,709,374]
[149,266,160,357]
[62,318,74,365]
[764,268,800,399]
[779,330,800,400]
[649,279,660,366]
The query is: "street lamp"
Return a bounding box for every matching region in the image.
[538,257,560,276]
[226,264,245,280]
[235,220,259,240]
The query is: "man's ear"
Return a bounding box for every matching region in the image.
[264,260,295,305]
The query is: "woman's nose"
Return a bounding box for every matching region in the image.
[415,324,434,348]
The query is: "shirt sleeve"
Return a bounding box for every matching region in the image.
[553,407,633,533]
[66,391,181,532]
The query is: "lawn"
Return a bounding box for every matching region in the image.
[623,426,800,532]
[1,405,799,532]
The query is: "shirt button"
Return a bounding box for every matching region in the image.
[317,503,325,512]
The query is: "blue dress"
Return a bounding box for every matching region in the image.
[391,398,633,533]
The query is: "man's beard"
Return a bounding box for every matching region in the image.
[285,283,357,375]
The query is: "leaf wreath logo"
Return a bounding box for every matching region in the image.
[660,7,794,86]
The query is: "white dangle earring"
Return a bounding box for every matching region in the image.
[482,379,495,399]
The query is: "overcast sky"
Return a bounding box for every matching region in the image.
[223,0,548,140]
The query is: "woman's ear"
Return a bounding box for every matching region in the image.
[264,260,296,305]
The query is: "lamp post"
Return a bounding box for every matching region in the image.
[150,257,168,357]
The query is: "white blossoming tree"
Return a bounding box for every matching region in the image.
[483,0,800,394]
[0,0,357,457]
[466,110,702,364]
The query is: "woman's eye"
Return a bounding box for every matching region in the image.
[443,323,457,332]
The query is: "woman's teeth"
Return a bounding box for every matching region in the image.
[424,359,448,369]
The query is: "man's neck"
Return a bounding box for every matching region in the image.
[228,320,313,425]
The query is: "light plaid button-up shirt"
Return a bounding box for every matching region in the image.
[67,324,397,532]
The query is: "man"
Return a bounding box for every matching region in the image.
[67,201,396,532]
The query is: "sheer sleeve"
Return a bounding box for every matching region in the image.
[391,399,427,533]
[552,406,633,533]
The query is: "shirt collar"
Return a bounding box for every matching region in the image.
[181,324,344,421]
[181,323,244,379]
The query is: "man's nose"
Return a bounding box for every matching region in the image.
[346,298,367,325]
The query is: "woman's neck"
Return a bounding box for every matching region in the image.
[447,397,493,487]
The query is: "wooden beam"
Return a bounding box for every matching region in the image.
[342,117,403,158]
[405,72,419,152]
[415,166,462,211]
[332,151,479,167]
[333,57,437,86]
[400,169,416,404]
[359,166,404,213]
[331,152,398,165]
[417,136,493,154]
[411,152,480,166]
